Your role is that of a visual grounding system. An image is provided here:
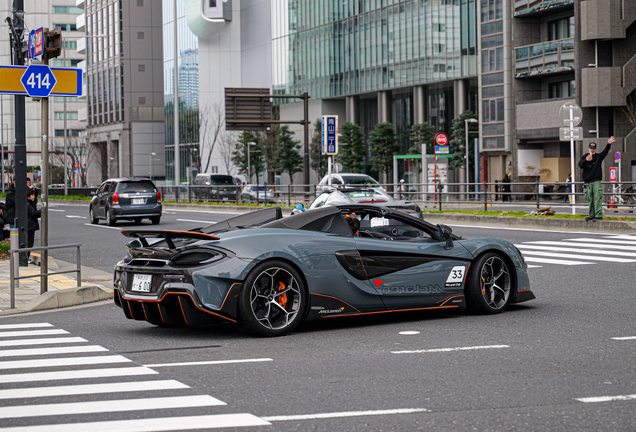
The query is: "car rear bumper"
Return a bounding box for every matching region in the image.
[111,205,162,219]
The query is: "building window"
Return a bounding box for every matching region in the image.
[138,64,145,72]
[63,41,77,49]
[53,23,78,31]
[137,32,145,40]
[548,17,574,41]
[549,80,576,98]
[54,129,82,137]
[137,0,144,5]
[54,111,79,120]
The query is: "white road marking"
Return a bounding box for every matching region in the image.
[527,265,542,268]
[83,223,123,230]
[399,331,420,335]
[0,329,68,338]
[0,380,189,400]
[519,251,636,263]
[176,219,215,224]
[525,241,636,251]
[262,408,430,422]
[0,345,108,358]
[523,257,593,266]
[392,345,509,354]
[0,414,270,432]
[515,244,636,258]
[0,323,53,330]
[0,337,88,347]
[576,394,636,403]
[47,209,65,212]
[568,238,636,246]
[169,208,240,215]
[65,215,87,219]
[0,366,158,384]
[144,358,273,368]
[0,355,131,370]
[612,336,636,340]
[0,395,226,420]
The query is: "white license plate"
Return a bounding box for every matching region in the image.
[223,197,228,201]
[132,198,145,205]
[131,274,152,292]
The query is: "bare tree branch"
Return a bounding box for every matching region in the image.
[218,131,238,175]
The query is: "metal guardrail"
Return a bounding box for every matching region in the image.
[9,242,82,309]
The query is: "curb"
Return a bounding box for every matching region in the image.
[0,286,113,316]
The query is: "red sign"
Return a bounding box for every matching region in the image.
[28,28,44,59]
[615,151,621,160]
[434,132,449,146]
[609,167,618,182]
[74,163,79,169]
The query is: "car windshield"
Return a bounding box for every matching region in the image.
[211,177,234,185]
[341,190,375,198]
[342,176,379,186]
[117,181,156,193]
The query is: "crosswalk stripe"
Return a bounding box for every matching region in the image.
[527,265,542,268]
[522,257,593,265]
[0,366,157,384]
[0,413,270,432]
[576,394,636,403]
[0,395,226,419]
[567,238,636,246]
[0,345,108,358]
[519,251,636,263]
[525,241,636,251]
[0,337,88,347]
[515,244,636,258]
[0,329,69,338]
[0,355,131,370]
[0,380,189,400]
[0,323,53,330]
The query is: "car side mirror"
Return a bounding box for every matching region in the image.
[437,224,454,250]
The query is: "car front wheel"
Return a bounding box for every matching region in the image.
[237,260,306,337]
[465,252,512,314]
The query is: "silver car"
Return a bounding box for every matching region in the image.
[307,188,423,219]
[316,173,383,194]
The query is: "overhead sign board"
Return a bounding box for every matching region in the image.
[0,65,82,97]
[609,167,618,182]
[322,115,338,156]
[28,28,44,59]
[559,127,583,141]
[224,87,272,131]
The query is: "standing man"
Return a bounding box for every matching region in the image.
[26,189,41,263]
[579,136,616,221]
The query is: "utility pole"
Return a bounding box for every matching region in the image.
[39,27,50,293]
[8,0,28,266]
[173,0,180,202]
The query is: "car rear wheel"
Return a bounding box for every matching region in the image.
[89,207,99,225]
[151,217,160,225]
[465,252,512,314]
[237,260,306,337]
[106,209,116,226]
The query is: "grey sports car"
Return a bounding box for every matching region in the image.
[113,206,535,337]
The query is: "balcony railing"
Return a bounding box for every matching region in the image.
[515,39,574,77]
[514,0,573,16]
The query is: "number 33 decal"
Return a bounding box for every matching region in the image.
[446,266,466,283]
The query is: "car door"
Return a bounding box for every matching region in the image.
[95,182,111,218]
[354,212,474,310]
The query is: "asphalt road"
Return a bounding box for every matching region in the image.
[1,208,635,431]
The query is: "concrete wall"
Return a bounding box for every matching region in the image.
[130,122,166,178]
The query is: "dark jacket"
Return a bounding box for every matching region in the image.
[27,199,41,232]
[578,144,611,183]
[5,184,16,224]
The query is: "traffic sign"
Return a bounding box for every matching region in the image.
[435,146,450,155]
[434,132,449,146]
[559,102,582,126]
[28,28,44,59]
[559,127,583,141]
[0,65,82,97]
[21,65,57,97]
[609,167,618,182]
[615,151,621,160]
[322,115,338,156]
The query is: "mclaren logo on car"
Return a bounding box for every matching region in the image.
[373,279,444,295]
[319,307,345,314]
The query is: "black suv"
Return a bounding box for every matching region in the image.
[192,174,239,202]
[89,178,162,226]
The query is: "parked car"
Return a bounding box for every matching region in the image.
[192,174,239,202]
[89,178,162,226]
[241,185,276,203]
[316,173,383,194]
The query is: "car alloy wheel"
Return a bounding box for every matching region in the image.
[106,209,116,226]
[238,260,306,337]
[466,252,511,314]
[89,207,99,225]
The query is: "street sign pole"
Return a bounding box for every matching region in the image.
[40,28,49,293]
[560,102,583,216]
[569,108,576,215]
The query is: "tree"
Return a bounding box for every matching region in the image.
[259,125,282,185]
[277,126,303,184]
[231,131,264,183]
[51,130,99,187]
[218,131,238,175]
[368,122,400,179]
[338,122,365,172]
[449,110,479,172]
[199,102,225,173]
[409,122,434,155]
[309,119,328,180]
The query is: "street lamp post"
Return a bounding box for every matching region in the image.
[465,118,479,199]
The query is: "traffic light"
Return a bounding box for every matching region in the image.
[44,26,62,61]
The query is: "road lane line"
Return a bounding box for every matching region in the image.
[525,241,636,251]
[576,394,636,403]
[0,329,69,338]
[0,413,270,432]
[176,219,216,224]
[568,238,636,246]
[47,209,65,212]
[0,337,88,347]
[0,395,226,419]
[262,408,430,421]
[66,215,87,219]
[83,223,123,230]
[522,257,593,265]
[527,265,542,268]
[0,366,158,384]
[144,358,273,368]
[0,323,53,330]
[392,345,509,354]
[515,244,636,258]
[0,345,108,358]
[0,355,131,370]
[519,251,636,263]
[612,336,636,340]
[0,380,189,400]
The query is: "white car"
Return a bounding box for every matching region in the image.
[316,173,383,195]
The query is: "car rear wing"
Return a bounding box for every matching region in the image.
[121,230,220,249]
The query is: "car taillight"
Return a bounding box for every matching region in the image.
[112,192,119,205]
[156,190,161,203]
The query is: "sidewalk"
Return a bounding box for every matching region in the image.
[0,258,113,316]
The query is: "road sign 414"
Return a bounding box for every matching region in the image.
[20,65,57,98]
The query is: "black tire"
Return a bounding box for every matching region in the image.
[151,217,161,225]
[106,209,116,226]
[134,218,142,224]
[237,260,307,337]
[465,252,512,314]
[89,207,99,225]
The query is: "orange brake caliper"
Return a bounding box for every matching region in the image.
[277,281,288,308]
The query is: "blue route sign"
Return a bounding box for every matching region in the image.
[321,115,338,156]
[20,65,57,97]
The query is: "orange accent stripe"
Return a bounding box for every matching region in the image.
[156,303,167,325]
[177,296,190,326]
[217,283,242,310]
[322,310,392,318]
[392,306,459,313]
[438,295,465,307]
[310,293,361,312]
[164,230,220,239]
[356,250,370,280]
[141,303,149,321]
[125,300,134,318]
[463,264,471,283]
